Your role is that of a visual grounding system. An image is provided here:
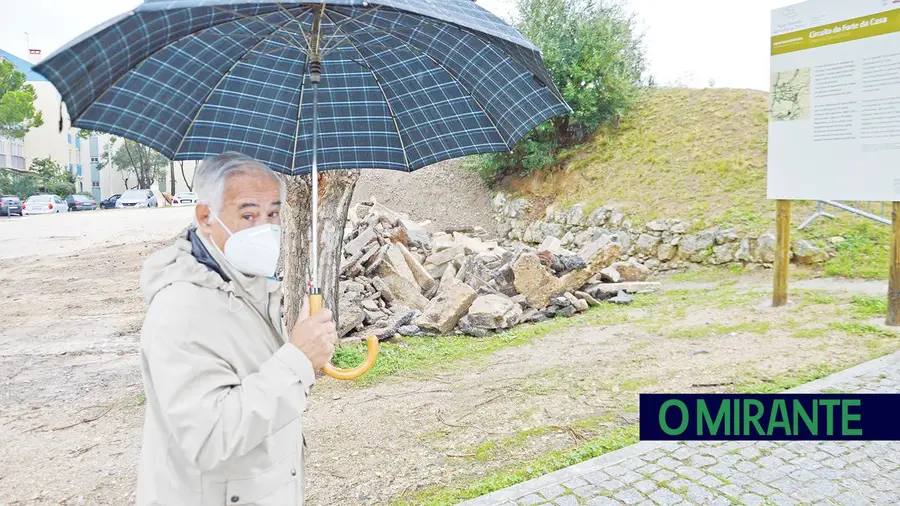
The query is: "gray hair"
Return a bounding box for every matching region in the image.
[194,152,286,215]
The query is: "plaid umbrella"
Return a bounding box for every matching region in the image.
[34,0,569,379]
[33,0,570,175]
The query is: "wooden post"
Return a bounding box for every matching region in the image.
[887,202,900,326]
[773,200,791,307]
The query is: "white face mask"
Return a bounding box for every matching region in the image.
[212,215,281,278]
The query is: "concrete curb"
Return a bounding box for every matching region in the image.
[788,351,900,393]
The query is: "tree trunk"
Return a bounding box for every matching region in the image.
[280,174,312,331]
[553,115,571,146]
[137,147,149,188]
[316,169,361,329]
[122,143,141,188]
[279,170,360,333]
[180,161,193,191]
[170,161,176,194]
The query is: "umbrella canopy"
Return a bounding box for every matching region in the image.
[34,0,570,176]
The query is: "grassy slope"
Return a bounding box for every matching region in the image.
[502,87,889,278]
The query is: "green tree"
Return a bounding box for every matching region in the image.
[475,0,645,178]
[25,157,75,197]
[0,170,38,199]
[0,58,44,138]
[110,139,169,189]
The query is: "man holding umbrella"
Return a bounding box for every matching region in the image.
[137,152,336,505]
[35,0,570,503]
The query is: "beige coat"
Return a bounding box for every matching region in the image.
[136,231,315,506]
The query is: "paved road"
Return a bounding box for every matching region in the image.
[459,352,900,506]
[0,206,194,260]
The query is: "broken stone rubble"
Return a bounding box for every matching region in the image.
[336,201,660,341]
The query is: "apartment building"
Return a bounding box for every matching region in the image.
[1,48,199,199]
[0,136,26,172]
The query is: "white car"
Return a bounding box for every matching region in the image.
[115,189,158,209]
[23,194,69,215]
[172,192,198,206]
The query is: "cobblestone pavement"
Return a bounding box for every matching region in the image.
[458,352,900,506]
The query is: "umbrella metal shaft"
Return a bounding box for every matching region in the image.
[309,5,324,294]
[310,78,320,289]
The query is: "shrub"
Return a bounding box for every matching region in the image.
[474,0,646,181]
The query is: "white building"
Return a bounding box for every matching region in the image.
[1,48,199,200]
[0,135,26,172]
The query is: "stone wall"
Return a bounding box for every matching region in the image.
[491,193,830,271]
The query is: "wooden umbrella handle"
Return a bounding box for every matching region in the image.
[309,293,378,380]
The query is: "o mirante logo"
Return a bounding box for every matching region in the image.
[640,394,899,441]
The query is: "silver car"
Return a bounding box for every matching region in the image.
[115,189,158,209]
[23,194,69,215]
[172,192,197,206]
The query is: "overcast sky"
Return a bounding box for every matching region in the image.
[0,0,797,91]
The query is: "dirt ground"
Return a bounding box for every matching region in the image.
[352,160,502,236]
[1,209,896,506]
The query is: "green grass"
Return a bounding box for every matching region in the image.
[667,321,771,340]
[127,392,147,408]
[619,377,658,391]
[799,221,890,279]
[800,291,840,305]
[508,88,788,233]
[393,425,639,506]
[830,322,897,338]
[733,362,844,394]
[668,265,745,283]
[791,319,896,341]
[849,295,887,318]
[470,426,555,462]
[791,326,827,339]
[331,298,649,386]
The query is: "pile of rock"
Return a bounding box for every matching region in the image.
[338,200,659,341]
[492,193,832,271]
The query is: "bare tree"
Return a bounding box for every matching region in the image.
[180,161,193,191]
[169,161,176,194]
[279,171,360,331]
[114,139,168,189]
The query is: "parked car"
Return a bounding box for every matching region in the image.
[172,192,198,206]
[66,194,97,211]
[116,189,158,209]
[1,195,23,216]
[100,194,121,209]
[23,194,69,215]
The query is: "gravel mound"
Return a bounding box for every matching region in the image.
[351,159,500,236]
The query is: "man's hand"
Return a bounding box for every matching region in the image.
[289,297,337,370]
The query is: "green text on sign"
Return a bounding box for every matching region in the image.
[772,8,900,55]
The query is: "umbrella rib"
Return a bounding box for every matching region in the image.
[213,6,308,44]
[323,10,411,171]
[172,13,303,158]
[327,17,509,149]
[321,5,382,54]
[275,3,313,54]
[329,5,382,35]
